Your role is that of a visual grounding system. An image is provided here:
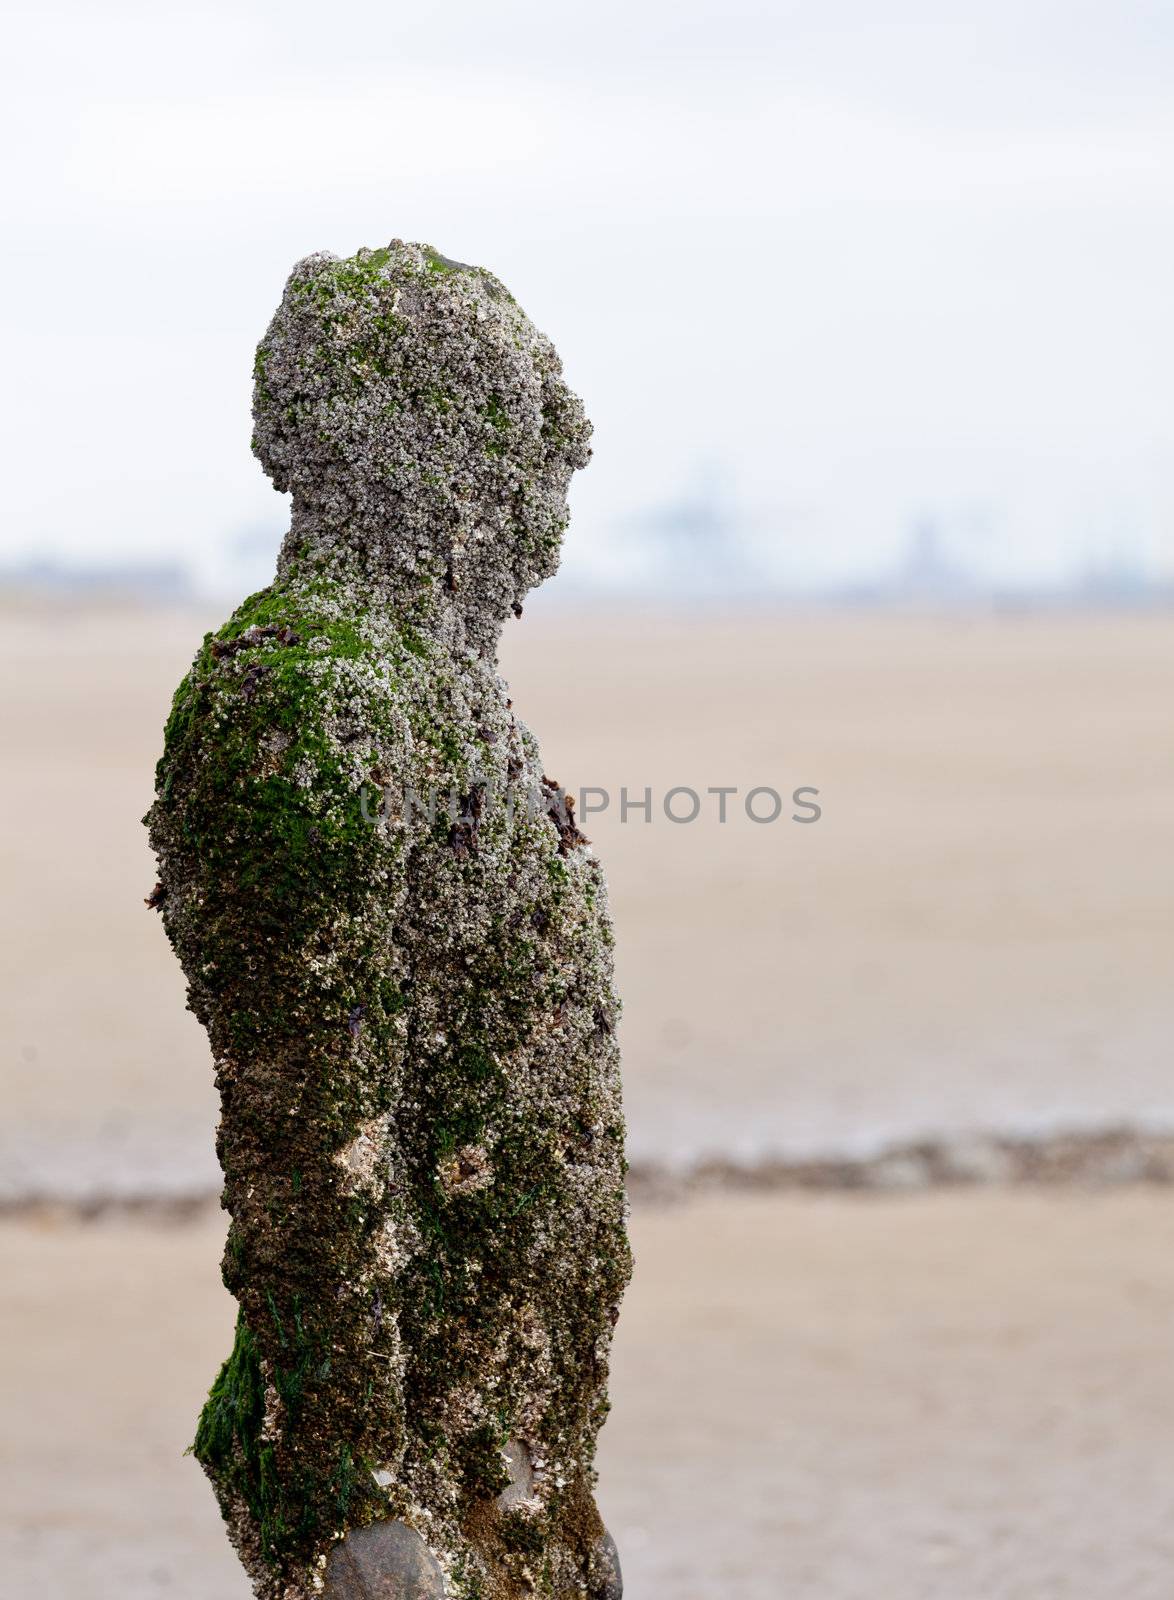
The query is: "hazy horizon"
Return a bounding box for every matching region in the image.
[5,0,1174,593]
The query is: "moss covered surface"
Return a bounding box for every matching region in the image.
[147,243,628,1600]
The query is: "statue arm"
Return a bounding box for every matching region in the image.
[148,596,414,1568]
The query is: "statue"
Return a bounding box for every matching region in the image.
[147,241,630,1599]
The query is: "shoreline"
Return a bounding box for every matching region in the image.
[7,1121,1174,1224]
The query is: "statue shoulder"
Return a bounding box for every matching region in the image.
[147,587,409,912]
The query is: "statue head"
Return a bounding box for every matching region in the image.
[253,241,592,644]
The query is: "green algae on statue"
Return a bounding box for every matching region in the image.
[146,241,630,1600]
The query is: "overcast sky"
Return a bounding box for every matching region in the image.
[3,0,1173,590]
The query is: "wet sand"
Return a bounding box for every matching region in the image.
[4,1189,1174,1599]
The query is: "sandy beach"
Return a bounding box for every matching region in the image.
[4,1189,1174,1600]
[2,602,1172,1201]
[2,600,1172,1596]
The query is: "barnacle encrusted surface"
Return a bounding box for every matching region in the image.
[146,241,630,1600]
